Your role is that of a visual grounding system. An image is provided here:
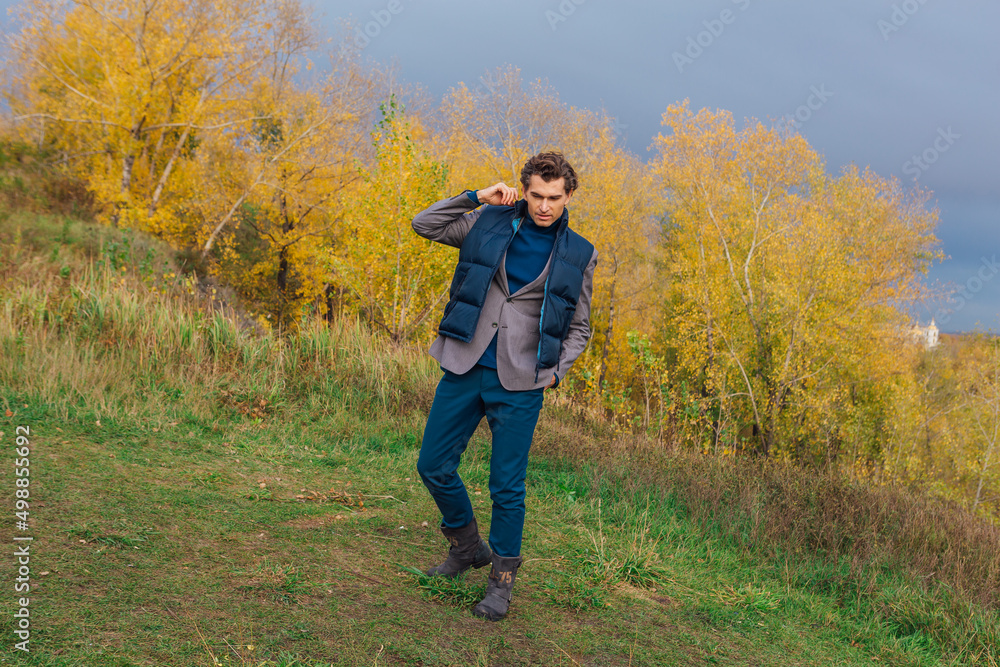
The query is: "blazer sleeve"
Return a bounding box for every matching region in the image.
[411,190,485,248]
[555,247,599,384]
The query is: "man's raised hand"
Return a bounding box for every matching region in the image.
[476,182,518,206]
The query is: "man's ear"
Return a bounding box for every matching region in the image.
[564,190,575,204]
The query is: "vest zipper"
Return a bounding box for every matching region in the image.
[534,224,565,383]
[535,271,551,384]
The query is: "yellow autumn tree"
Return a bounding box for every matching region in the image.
[4,0,313,241]
[651,101,941,461]
[557,112,660,421]
[437,65,572,192]
[198,53,379,330]
[331,97,453,343]
[952,334,1000,512]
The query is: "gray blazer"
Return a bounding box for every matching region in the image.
[412,192,598,391]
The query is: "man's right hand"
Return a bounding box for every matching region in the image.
[476,182,518,206]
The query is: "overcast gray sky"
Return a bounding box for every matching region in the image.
[4,1,997,332]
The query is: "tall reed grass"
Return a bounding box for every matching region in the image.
[0,212,438,428]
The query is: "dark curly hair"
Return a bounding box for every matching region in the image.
[520,152,578,194]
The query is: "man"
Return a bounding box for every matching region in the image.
[411,152,598,621]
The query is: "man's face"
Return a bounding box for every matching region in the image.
[522,174,573,228]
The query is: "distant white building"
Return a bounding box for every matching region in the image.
[908,319,940,349]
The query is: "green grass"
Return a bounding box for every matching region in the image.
[2,181,1000,664]
[6,411,951,666]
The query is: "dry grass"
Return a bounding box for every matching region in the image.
[0,209,438,430]
[538,419,1000,604]
[0,140,96,218]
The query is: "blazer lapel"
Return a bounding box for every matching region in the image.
[498,253,511,297]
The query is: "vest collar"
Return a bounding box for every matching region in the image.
[513,199,570,233]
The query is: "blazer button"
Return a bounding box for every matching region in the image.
[492,322,498,328]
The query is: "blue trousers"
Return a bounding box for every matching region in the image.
[416,365,545,558]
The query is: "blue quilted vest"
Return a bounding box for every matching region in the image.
[438,199,595,380]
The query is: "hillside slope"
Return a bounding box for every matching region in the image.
[1,201,999,665]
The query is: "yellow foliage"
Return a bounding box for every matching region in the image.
[651,101,943,460]
[331,97,452,343]
[6,0,312,237]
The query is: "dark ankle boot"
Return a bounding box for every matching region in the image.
[425,517,492,578]
[472,554,523,621]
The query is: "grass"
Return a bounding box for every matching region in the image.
[2,164,1000,664]
[5,412,935,666]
